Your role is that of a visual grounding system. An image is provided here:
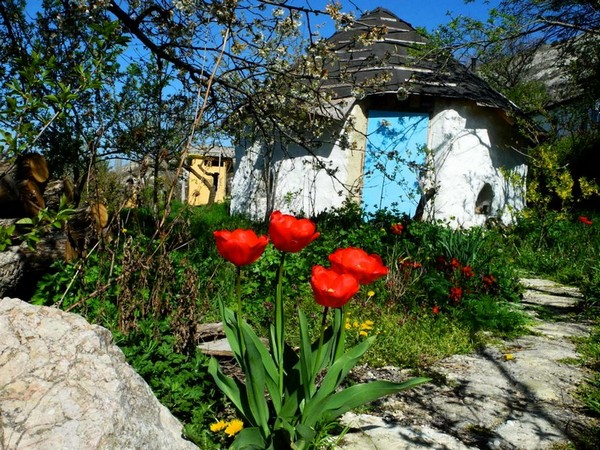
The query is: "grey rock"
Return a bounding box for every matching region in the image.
[0,248,25,298]
[0,297,198,450]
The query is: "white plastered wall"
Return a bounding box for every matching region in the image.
[230,104,367,220]
[423,99,528,228]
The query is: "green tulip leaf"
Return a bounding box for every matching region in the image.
[230,426,268,450]
[300,336,375,427]
[240,320,281,412]
[208,358,252,423]
[241,327,272,433]
[321,377,431,421]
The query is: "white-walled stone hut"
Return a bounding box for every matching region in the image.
[231,7,528,227]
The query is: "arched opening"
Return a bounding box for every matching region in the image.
[475,183,494,215]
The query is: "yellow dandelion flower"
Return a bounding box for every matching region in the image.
[360,320,374,331]
[224,419,244,437]
[359,330,368,337]
[353,321,359,328]
[210,420,227,433]
[367,290,375,298]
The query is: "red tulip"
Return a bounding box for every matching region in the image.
[579,216,592,225]
[269,211,320,253]
[449,286,463,302]
[390,223,404,235]
[214,229,268,266]
[432,305,440,315]
[328,247,388,285]
[461,266,475,278]
[482,274,496,286]
[310,265,360,308]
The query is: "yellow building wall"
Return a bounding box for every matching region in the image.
[188,156,231,206]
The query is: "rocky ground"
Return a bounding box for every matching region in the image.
[336,279,597,450]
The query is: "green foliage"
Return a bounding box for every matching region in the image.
[115,320,220,445]
[508,210,600,289]
[0,224,15,251]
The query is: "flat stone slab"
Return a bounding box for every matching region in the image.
[336,279,594,450]
[520,278,584,298]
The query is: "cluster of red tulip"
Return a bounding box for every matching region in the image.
[209,212,421,448]
[214,211,388,309]
[430,255,499,312]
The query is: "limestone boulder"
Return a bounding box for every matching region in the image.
[0,297,199,450]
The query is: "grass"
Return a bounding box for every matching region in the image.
[360,312,478,369]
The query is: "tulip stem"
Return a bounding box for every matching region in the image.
[275,252,286,399]
[313,306,329,388]
[236,265,246,357]
[335,306,347,362]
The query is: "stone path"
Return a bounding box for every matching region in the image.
[336,279,596,450]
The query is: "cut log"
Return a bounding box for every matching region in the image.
[16,153,49,185]
[17,178,45,217]
[44,179,75,211]
[0,153,49,218]
[66,203,109,259]
[0,201,109,297]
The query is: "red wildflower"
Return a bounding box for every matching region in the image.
[390,223,404,235]
[310,265,360,308]
[329,247,389,285]
[482,274,496,287]
[432,305,440,315]
[461,266,475,278]
[449,286,463,302]
[214,229,268,266]
[579,216,593,225]
[268,211,320,253]
[401,259,423,270]
[435,256,447,270]
[450,258,461,269]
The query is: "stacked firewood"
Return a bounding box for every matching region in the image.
[0,153,109,298]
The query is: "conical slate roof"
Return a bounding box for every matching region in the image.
[321,7,516,111]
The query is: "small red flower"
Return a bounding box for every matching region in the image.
[329,247,389,284]
[269,211,320,253]
[450,258,461,269]
[432,305,440,314]
[449,286,463,302]
[310,265,360,308]
[579,216,592,225]
[461,266,475,278]
[214,229,269,266]
[482,274,496,286]
[390,223,404,235]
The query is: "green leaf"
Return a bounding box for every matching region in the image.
[300,337,375,428]
[241,326,271,434]
[321,378,431,421]
[16,217,34,225]
[240,320,281,413]
[230,427,268,450]
[207,358,253,424]
[298,309,315,398]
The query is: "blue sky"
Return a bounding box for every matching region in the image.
[300,0,500,34]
